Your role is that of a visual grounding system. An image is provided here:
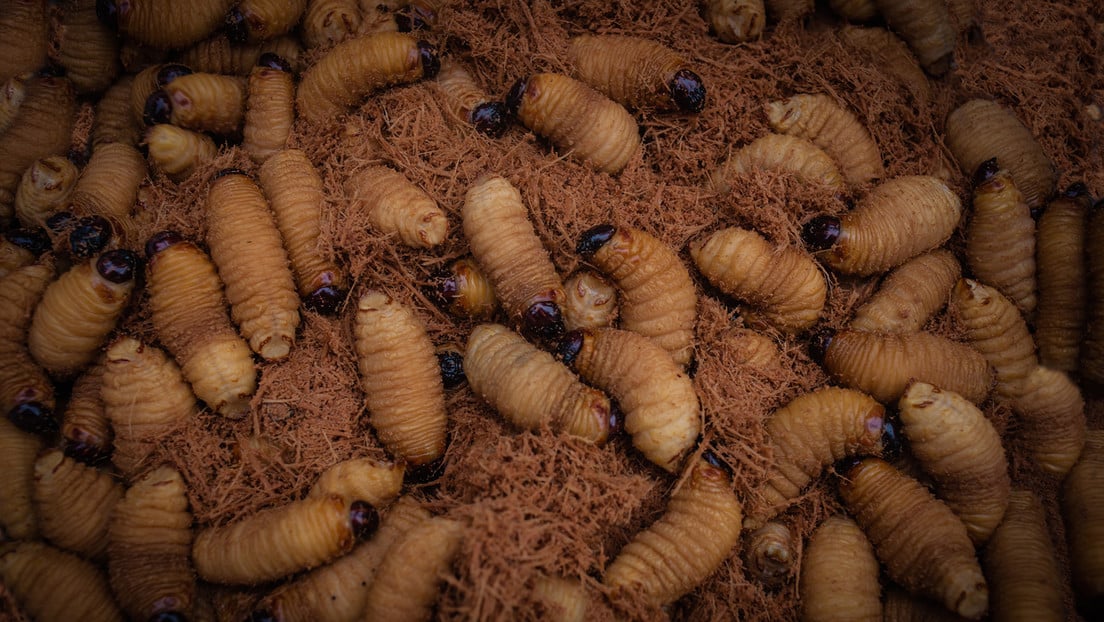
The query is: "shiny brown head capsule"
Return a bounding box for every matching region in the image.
[972,157,1000,188]
[63,427,111,466]
[558,329,586,368]
[214,167,249,180]
[833,454,865,478]
[305,285,346,315]
[405,452,447,485]
[669,68,706,113]
[801,215,842,251]
[1064,182,1090,200]
[576,223,616,256]
[248,611,276,622]
[524,300,564,341]
[9,401,57,437]
[5,227,51,256]
[881,413,904,462]
[145,230,185,260]
[225,7,249,44]
[156,64,192,87]
[349,501,380,540]
[69,216,112,259]
[470,102,508,138]
[416,41,440,79]
[807,327,835,363]
[95,0,118,27]
[96,249,139,283]
[701,449,733,476]
[143,90,172,126]
[258,52,292,73]
[46,211,76,234]
[437,349,465,390]
[504,76,528,117]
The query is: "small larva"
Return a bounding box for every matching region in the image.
[144,123,218,181]
[744,521,797,587]
[360,516,465,622]
[532,575,589,622]
[0,72,27,135]
[0,259,56,437]
[0,0,47,83]
[849,249,961,333]
[766,93,884,185]
[242,53,295,163]
[1010,365,1086,476]
[92,75,139,147]
[703,0,766,44]
[874,0,956,76]
[950,278,1037,403]
[1084,199,1104,384]
[345,165,448,248]
[561,270,618,332]
[0,416,43,540]
[434,57,508,137]
[301,0,362,49]
[1062,431,1104,610]
[55,0,120,94]
[130,63,191,127]
[709,133,845,194]
[66,141,148,227]
[799,515,882,622]
[59,358,112,465]
[225,0,308,43]
[155,72,247,135]
[984,490,1066,620]
[837,26,930,107]
[1035,185,1091,372]
[14,155,79,228]
[308,458,405,508]
[0,540,123,621]
[0,75,76,220]
[0,226,50,278]
[97,0,234,50]
[32,449,122,559]
[176,33,304,75]
[428,256,498,320]
[568,34,706,113]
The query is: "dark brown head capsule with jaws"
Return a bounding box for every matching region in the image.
[971,157,1001,188]
[4,227,51,257]
[470,102,508,138]
[9,402,57,437]
[416,41,440,79]
[69,215,113,259]
[96,249,139,284]
[349,500,380,540]
[669,68,706,113]
[801,215,842,251]
[576,224,616,257]
[145,230,185,260]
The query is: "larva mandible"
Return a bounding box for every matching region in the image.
[150,72,247,135]
[703,0,766,44]
[873,0,956,76]
[0,72,28,135]
[297,30,438,123]
[427,256,498,320]
[837,26,931,107]
[1062,431,1104,611]
[827,0,878,21]
[898,382,1010,546]
[802,175,962,276]
[65,214,116,260]
[850,249,961,333]
[0,0,47,83]
[0,75,75,220]
[1010,365,1086,476]
[225,0,308,43]
[145,231,257,419]
[689,226,827,334]
[436,342,466,390]
[55,0,120,94]
[1035,185,1091,372]
[532,575,589,622]
[434,57,508,137]
[66,141,147,228]
[561,270,618,332]
[0,540,123,621]
[308,458,405,508]
[560,327,700,472]
[578,224,697,367]
[839,457,988,620]
[130,62,191,127]
[207,170,300,360]
[60,357,112,465]
[603,455,743,606]
[242,53,295,163]
[192,494,379,585]
[0,226,50,278]
[766,93,885,185]
[301,0,362,49]
[1084,199,1104,384]
[568,34,706,113]
[92,75,139,147]
[144,123,218,181]
[744,521,797,587]
[176,33,304,75]
[257,149,349,313]
[709,133,845,194]
[799,515,882,622]
[344,165,448,248]
[463,175,566,340]
[464,323,613,444]
[354,289,448,467]
[96,0,234,50]
[505,72,641,174]
[32,449,122,559]
[950,278,1037,403]
[984,490,1066,621]
[0,259,56,437]
[14,155,79,227]
[0,416,43,540]
[360,516,465,622]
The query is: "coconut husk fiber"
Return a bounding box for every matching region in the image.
[4,0,1104,620]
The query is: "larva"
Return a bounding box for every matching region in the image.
[1010,365,1086,476]
[800,515,882,622]
[66,142,147,226]
[561,327,700,472]
[434,57,508,137]
[816,328,992,405]
[308,458,405,508]
[462,175,566,339]
[242,53,295,163]
[360,516,465,622]
[32,449,122,559]
[97,0,234,50]
[802,175,962,276]
[850,249,961,333]
[562,270,618,332]
[464,323,613,444]
[130,63,191,127]
[578,224,697,367]
[1062,431,1104,609]
[257,149,349,313]
[92,75,139,147]
[709,133,845,194]
[506,72,640,174]
[883,586,970,622]
[828,0,878,21]
[744,521,797,587]
[0,259,56,436]
[690,226,827,334]
[984,490,1065,621]
[1085,200,1104,384]
[60,358,112,464]
[145,231,256,419]
[297,31,438,123]
[0,72,27,135]
[428,256,498,320]
[703,0,766,43]
[837,26,930,106]
[345,165,448,248]
[55,0,120,94]
[0,0,47,83]
[898,382,1010,546]
[766,93,884,185]
[226,0,308,43]
[0,226,50,278]
[192,494,378,585]
[945,99,1056,209]
[0,416,42,540]
[144,123,218,181]
[765,0,814,21]
[354,290,447,467]
[568,34,706,113]
[874,0,956,76]
[154,72,247,135]
[603,455,743,606]
[839,457,988,620]
[301,0,362,49]
[1035,185,1090,372]
[0,75,75,219]
[950,278,1036,403]
[0,541,123,621]
[14,155,79,228]
[727,327,782,369]
[108,466,194,622]
[176,34,304,75]
[533,575,588,622]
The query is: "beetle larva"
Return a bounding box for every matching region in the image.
[207,170,300,360]
[463,175,566,339]
[226,0,308,43]
[97,0,234,50]
[32,449,122,559]
[345,165,447,248]
[145,231,256,419]
[242,53,295,163]
[727,327,782,369]
[898,382,1010,546]
[803,175,962,276]
[301,0,361,49]
[533,575,588,622]
[434,57,508,137]
[837,26,931,106]
[828,0,877,21]
[766,93,884,185]
[92,75,139,147]
[1035,185,1090,372]
[257,149,348,313]
[177,33,304,75]
[945,99,1056,209]
[130,63,191,127]
[0,75,75,220]
[709,133,845,194]
[506,72,640,174]
[55,0,120,94]
[60,358,112,464]
[66,142,147,230]
[360,516,464,622]
[950,278,1036,403]
[297,31,437,123]
[464,323,612,444]
[0,259,56,436]
[839,457,988,620]
[153,72,246,135]
[690,226,827,335]
[1085,200,1104,384]
[144,124,218,181]
[815,328,992,405]
[1010,365,1086,476]
[354,290,447,466]
[744,521,797,587]
[578,225,697,367]
[984,490,1065,621]
[0,416,42,539]
[562,270,618,332]
[561,328,700,472]
[873,0,956,76]
[0,0,47,83]
[703,0,766,43]
[0,72,27,135]
[800,515,881,622]
[0,226,50,278]
[14,155,79,227]
[428,256,498,320]
[193,494,378,585]
[568,34,706,113]
[604,455,743,606]
[0,540,123,621]
[850,249,960,333]
[1062,431,1104,611]
[308,458,405,508]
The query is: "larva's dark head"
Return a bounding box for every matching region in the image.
[257,52,293,73]
[9,402,57,437]
[68,145,90,168]
[701,449,733,477]
[4,226,51,256]
[214,167,250,181]
[426,265,460,311]
[607,402,623,438]
[800,215,842,251]
[1063,181,1090,200]
[972,157,1001,188]
[46,211,75,234]
[807,327,835,363]
[405,453,447,484]
[96,249,140,283]
[95,0,118,28]
[437,349,466,390]
[470,102,508,138]
[576,224,616,257]
[349,501,381,540]
[833,455,867,482]
[880,412,903,462]
[668,68,706,114]
[63,428,111,466]
[504,77,529,117]
[248,610,276,622]
[224,7,250,44]
[523,300,564,341]
[156,64,192,87]
[145,230,185,260]
[69,215,113,259]
[142,90,172,126]
[147,612,188,622]
[416,41,440,79]
[305,284,347,315]
[558,329,586,368]
[35,64,66,79]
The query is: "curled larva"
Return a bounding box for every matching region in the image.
[837,26,930,107]
[1035,185,1090,372]
[850,249,961,333]
[874,0,956,76]
[0,541,123,621]
[800,515,882,622]
[561,327,700,472]
[0,0,47,83]
[242,53,295,163]
[506,72,640,174]
[354,290,447,467]
[97,0,234,50]
[1010,365,1086,476]
[839,457,988,620]
[1062,431,1104,610]
[950,278,1036,403]
[709,133,845,194]
[434,57,508,137]
[345,165,447,248]
[1085,200,1104,384]
[361,516,465,622]
[568,34,706,113]
[308,458,405,508]
[176,33,304,75]
[207,170,300,360]
[297,31,437,123]
[0,72,28,135]
[984,490,1065,621]
[60,358,112,464]
[154,72,246,135]
[690,226,827,334]
[703,0,766,43]
[766,93,884,185]
[603,455,743,606]
[578,224,697,367]
[32,449,122,559]
[464,323,612,444]
[301,0,362,49]
[144,123,218,181]
[0,416,43,540]
[562,270,618,332]
[744,521,797,587]
[0,75,76,219]
[898,382,1010,546]
[226,0,308,43]
[66,142,147,228]
[130,63,191,127]
[428,256,498,320]
[0,259,56,436]
[14,155,79,228]
[92,75,139,147]
[0,226,50,278]
[55,0,120,94]
[802,175,962,276]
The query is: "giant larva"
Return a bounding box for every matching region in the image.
[297,31,437,123]
[145,231,256,419]
[950,278,1036,403]
[898,382,1010,546]
[360,516,465,622]
[800,515,882,622]
[1010,365,1086,476]
[60,358,112,464]
[434,57,508,137]
[1035,184,1090,372]
[839,457,988,620]
[96,0,233,50]
[32,449,122,559]
[427,256,498,320]
[154,72,247,135]
[0,0,47,83]
[464,323,612,444]
[984,490,1065,621]
[703,0,766,44]
[92,75,139,147]
[301,0,361,49]
[1062,431,1104,611]
[0,226,50,278]
[766,94,884,185]
[1085,199,1104,384]
[66,142,147,228]
[874,0,956,76]
[560,327,700,472]
[0,72,27,135]
[207,170,300,360]
[176,33,304,75]
[568,34,706,113]
[850,249,961,333]
[0,259,56,436]
[802,175,962,276]
[603,455,743,606]
[505,72,640,174]
[55,0,120,94]
[0,541,123,621]
[345,165,448,248]
[354,289,447,467]
[577,225,697,367]
[744,521,797,587]
[226,0,308,43]
[561,270,618,332]
[0,75,76,220]
[242,53,295,163]
[837,26,931,107]
[144,123,218,181]
[308,457,405,508]
[709,133,845,194]
[0,416,42,540]
[14,155,79,227]
[689,226,827,334]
